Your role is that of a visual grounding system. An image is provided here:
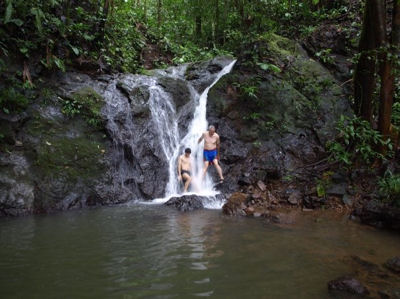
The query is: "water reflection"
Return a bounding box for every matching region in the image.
[0,205,399,298]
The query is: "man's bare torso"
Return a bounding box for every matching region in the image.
[179,155,191,171]
[203,131,219,150]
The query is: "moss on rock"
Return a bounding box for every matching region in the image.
[61,86,105,128]
[35,136,106,183]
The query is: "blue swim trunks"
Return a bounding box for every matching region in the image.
[204,149,217,162]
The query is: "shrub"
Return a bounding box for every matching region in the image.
[327,115,392,167]
[379,170,400,206]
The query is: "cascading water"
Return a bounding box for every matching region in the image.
[102,58,236,208]
[152,60,237,208]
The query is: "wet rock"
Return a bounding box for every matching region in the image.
[244,206,255,216]
[385,257,400,274]
[222,192,248,216]
[326,183,347,196]
[0,153,34,216]
[165,195,204,212]
[351,256,384,276]
[303,22,356,81]
[257,180,266,192]
[352,200,400,231]
[157,77,192,110]
[327,275,369,296]
[287,190,302,205]
[207,34,351,196]
[342,194,354,206]
[185,56,234,92]
[238,173,252,186]
[270,211,297,224]
[303,195,326,209]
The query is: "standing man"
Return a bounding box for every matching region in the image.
[178,148,192,192]
[198,125,224,183]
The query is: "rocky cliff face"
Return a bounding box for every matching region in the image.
[0,33,352,217]
[0,57,232,216]
[207,34,351,199]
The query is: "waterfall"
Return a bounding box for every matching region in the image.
[103,58,236,208]
[152,60,237,208]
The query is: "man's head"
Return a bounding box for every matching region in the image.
[208,125,215,135]
[184,148,191,157]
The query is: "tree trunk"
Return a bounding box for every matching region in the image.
[353,0,386,123]
[157,0,162,29]
[215,0,220,44]
[378,0,400,152]
[96,0,112,46]
[144,0,147,21]
[195,0,202,39]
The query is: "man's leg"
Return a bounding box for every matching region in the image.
[182,173,191,192]
[213,159,224,181]
[202,161,210,179]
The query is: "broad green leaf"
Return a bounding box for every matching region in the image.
[19,47,28,54]
[53,56,65,72]
[9,18,23,26]
[70,45,80,55]
[258,63,269,70]
[31,8,45,34]
[269,64,281,73]
[4,1,13,24]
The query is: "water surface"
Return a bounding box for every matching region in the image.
[0,204,399,298]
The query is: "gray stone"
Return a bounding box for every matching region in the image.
[165,195,204,212]
[385,257,400,274]
[288,190,302,205]
[257,180,267,192]
[326,183,347,196]
[328,276,369,296]
[342,194,354,206]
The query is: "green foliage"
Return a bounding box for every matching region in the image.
[378,170,400,206]
[315,171,333,198]
[315,48,334,64]
[0,86,30,114]
[257,62,281,73]
[61,87,104,128]
[0,0,357,77]
[327,115,392,167]
[392,102,400,127]
[233,77,261,101]
[35,136,106,182]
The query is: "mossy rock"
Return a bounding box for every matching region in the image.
[35,136,106,183]
[61,86,105,128]
[0,87,30,114]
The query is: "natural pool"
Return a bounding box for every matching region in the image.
[0,203,399,298]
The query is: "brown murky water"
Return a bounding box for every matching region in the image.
[0,204,399,298]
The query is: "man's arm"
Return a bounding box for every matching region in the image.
[177,156,182,180]
[198,133,204,144]
[216,136,220,159]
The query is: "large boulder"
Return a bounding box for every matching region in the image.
[165,195,205,211]
[352,200,400,231]
[327,276,369,296]
[222,192,248,216]
[385,257,400,274]
[185,56,234,93]
[207,33,352,197]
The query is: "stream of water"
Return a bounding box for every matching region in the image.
[150,60,236,208]
[1,204,399,298]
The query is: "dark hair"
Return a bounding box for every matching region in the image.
[185,148,191,153]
